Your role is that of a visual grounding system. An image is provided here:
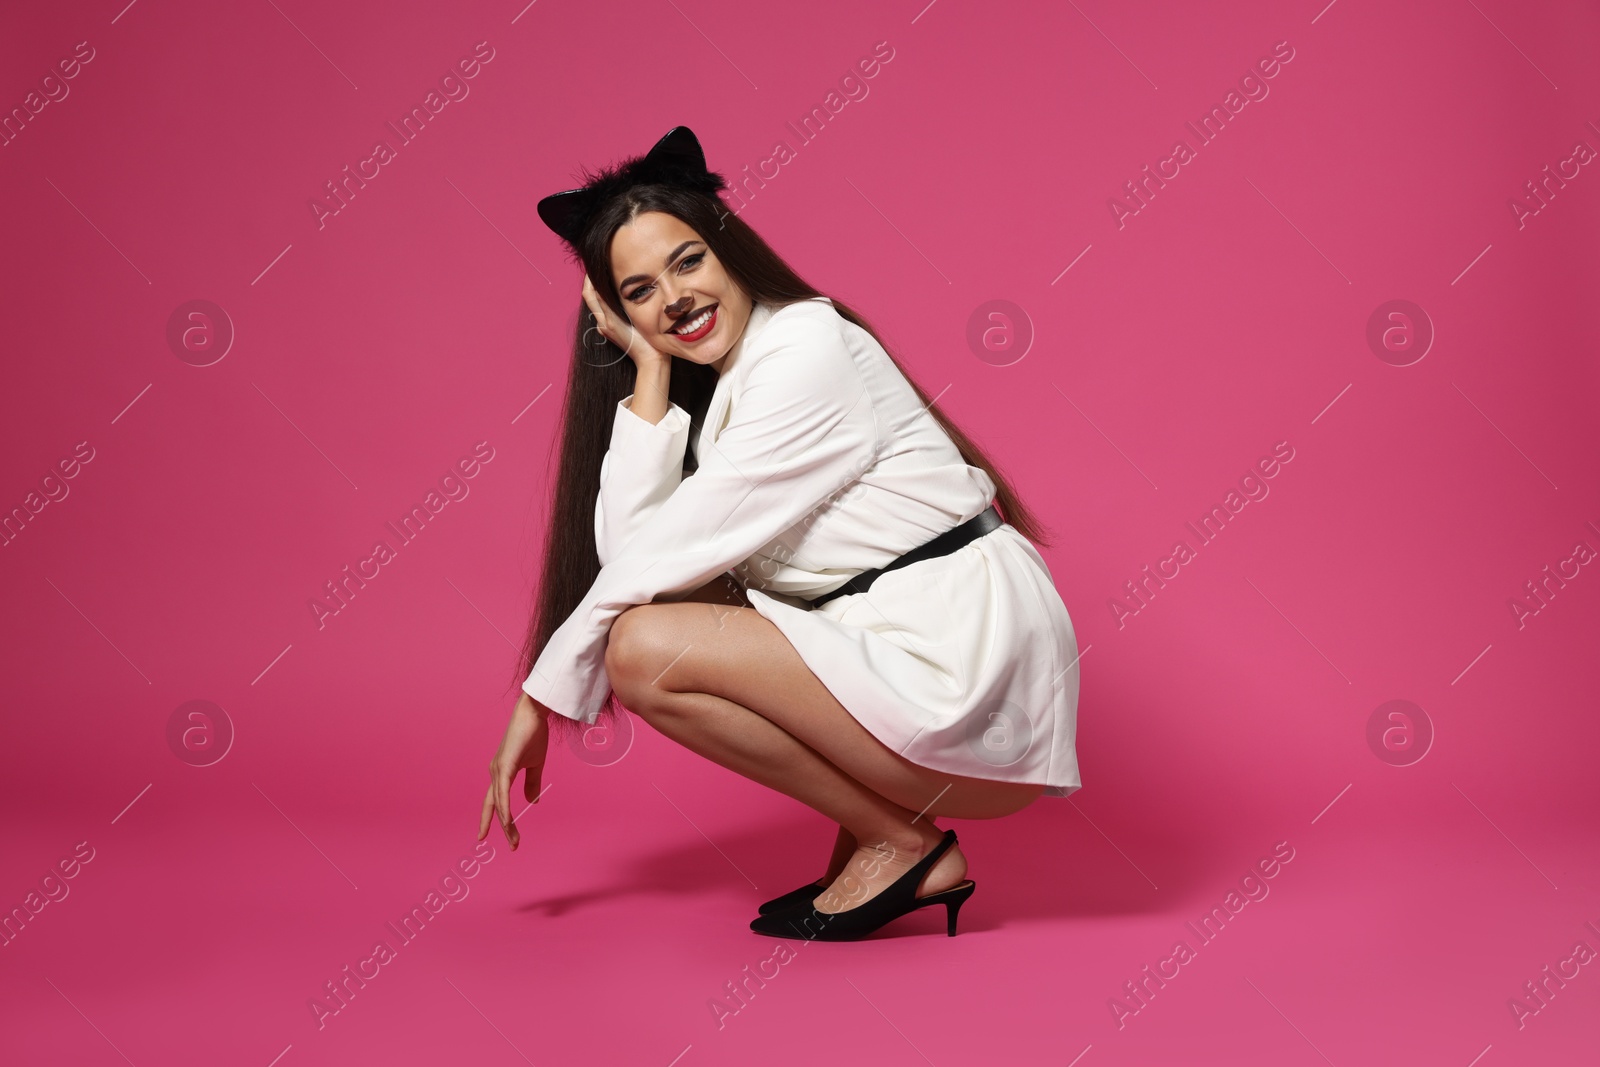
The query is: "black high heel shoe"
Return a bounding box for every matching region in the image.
[758,879,827,916]
[748,829,976,941]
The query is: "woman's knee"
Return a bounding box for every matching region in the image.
[604,605,680,709]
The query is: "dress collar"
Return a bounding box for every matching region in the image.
[695,299,776,460]
[692,297,836,459]
[714,299,777,381]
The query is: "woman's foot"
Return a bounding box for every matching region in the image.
[756,825,864,915]
[812,822,966,915]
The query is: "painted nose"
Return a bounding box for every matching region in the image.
[664,295,692,319]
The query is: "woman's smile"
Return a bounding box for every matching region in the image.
[668,304,718,342]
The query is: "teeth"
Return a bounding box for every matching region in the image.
[674,307,713,334]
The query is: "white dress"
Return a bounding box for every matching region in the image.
[521,297,1081,796]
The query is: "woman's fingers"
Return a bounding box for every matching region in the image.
[480,695,549,852]
[478,781,495,840]
[580,275,602,329]
[581,273,612,339]
[522,744,544,805]
[479,762,521,851]
[496,764,520,850]
[581,272,640,354]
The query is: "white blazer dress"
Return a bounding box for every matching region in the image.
[521,296,1082,796]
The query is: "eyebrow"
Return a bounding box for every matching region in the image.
[618,240,702,291]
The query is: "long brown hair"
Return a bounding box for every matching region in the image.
[512,183,1050,740]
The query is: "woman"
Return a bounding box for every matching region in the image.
[478,127,1081,941]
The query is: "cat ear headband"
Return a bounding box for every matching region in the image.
[535,125,728,246]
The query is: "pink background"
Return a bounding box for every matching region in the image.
[3,0,1598,1064]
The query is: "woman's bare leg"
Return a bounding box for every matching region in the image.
[672,582,859,888]
[605,590,1044,912]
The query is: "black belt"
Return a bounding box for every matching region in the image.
[808,503,1003,607]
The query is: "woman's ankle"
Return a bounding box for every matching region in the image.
[821,824,859,881]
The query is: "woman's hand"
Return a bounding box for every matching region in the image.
[584,272,672,424]
[479,692,550,851]
[583,273,666,370]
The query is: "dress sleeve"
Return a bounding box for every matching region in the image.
[523,311,881,723]
[594,396,693,568]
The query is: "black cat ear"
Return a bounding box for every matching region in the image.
[536,187,592,244]
[536,126,718,244]
[644,126,708,175]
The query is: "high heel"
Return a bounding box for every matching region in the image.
[932,880,975,936]
[748,829,976,941]
[757,879,826,916]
